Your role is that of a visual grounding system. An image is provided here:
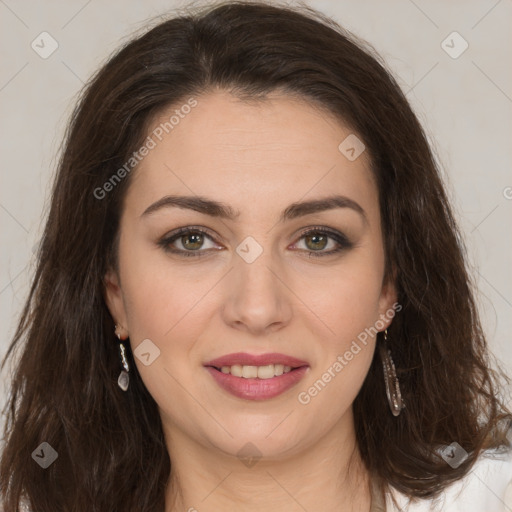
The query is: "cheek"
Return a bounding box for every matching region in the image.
[116,234,217,388]
[118,224,210,336]
[121,263,215,419]
[298,251,385,401]
[297,289,380,420]
[311,252,385,339]
[122,266,214,359]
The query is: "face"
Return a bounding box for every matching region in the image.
[105,89,396,460]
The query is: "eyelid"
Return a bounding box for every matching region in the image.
[294,226,351,244]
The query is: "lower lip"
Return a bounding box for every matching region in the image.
[205,366,309,400]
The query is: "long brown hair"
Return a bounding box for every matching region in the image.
[1,1,511,510]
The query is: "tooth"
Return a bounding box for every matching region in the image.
[242,365,258,378]
[216,364,297,378]
[231,364,243,377]
[274,364,284,376]
[257,364,275,379]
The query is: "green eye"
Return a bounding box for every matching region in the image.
[159,226,352,258]
[159,227,218,257]
[295,228,352,257]
[179,232,205,251]
[304,232,329,251]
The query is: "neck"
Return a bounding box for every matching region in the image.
[163,410,372,512]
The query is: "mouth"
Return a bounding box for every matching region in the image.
[203,353,309,400]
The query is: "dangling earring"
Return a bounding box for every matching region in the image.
[115,325,130,391]
[379,329,405,416]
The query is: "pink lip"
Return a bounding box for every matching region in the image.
[203,352,310,401]
[204,352,309,368]
[205,366,309,400]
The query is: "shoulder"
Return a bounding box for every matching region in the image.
[385,447,512,512]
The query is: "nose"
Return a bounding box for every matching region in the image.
[221,247,293,336]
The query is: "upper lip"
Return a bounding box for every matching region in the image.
[204,352,309,368]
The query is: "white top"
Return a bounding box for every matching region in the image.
[385,447,512,511]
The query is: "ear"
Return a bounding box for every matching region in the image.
[377,272,399,330]
[103,268,129,337]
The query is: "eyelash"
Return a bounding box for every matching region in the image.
[158,225,353,259]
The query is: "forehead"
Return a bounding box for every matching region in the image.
[124,90,378,221]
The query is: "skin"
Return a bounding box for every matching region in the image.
[105,89,397,512]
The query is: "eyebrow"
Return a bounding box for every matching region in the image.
[141,194,367,223]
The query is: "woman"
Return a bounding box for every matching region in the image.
[1,1,511,511]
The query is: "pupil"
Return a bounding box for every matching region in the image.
[306,233,327,251]
[183,233,203,249]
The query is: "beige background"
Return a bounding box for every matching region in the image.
[1,0,511,416]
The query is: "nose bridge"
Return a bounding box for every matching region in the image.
[222,234,292,333]
[234,233,281,303]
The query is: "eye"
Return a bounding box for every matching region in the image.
[158,225,353,259]
[158,227,221,257]
[293,227,353,258]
